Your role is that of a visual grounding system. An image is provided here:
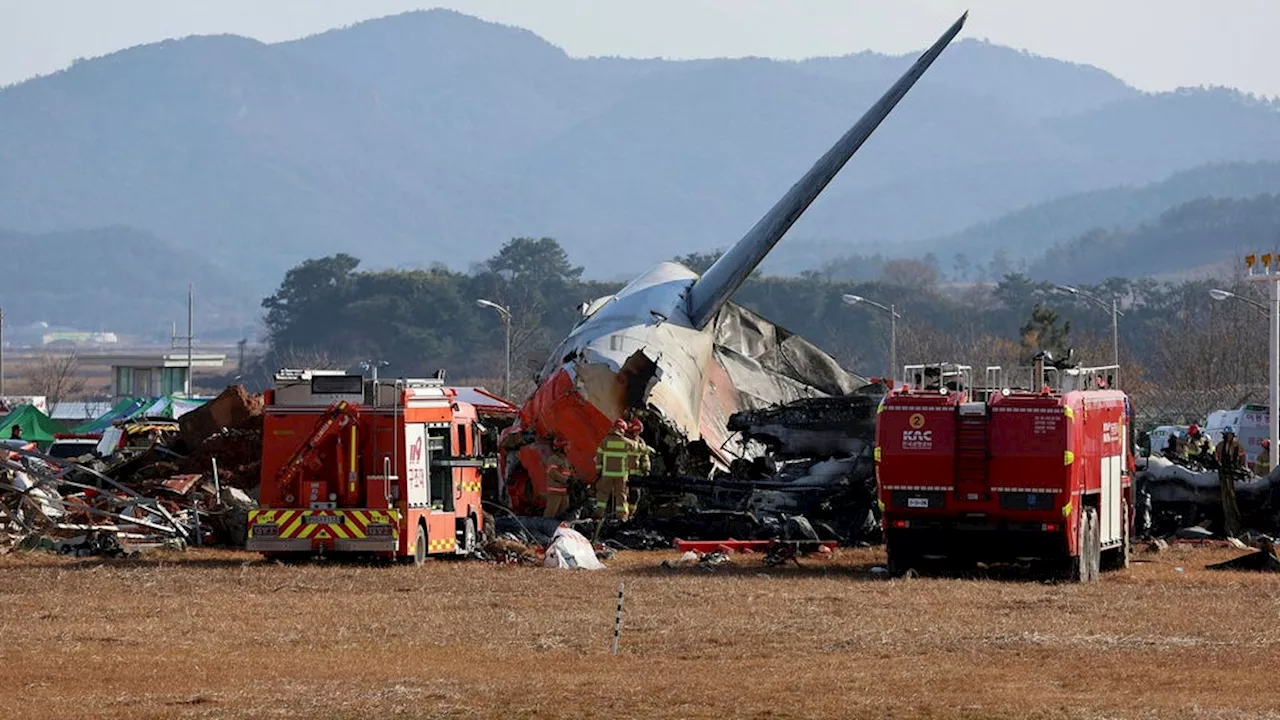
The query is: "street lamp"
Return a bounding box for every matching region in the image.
[360,360,389,383]
[842,294,901,381]
[476,298,512,398]
[1208,288,1268,313]
[1053,284,1123,369]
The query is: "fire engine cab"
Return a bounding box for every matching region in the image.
[247,369,488,564]
[876,355,1133,581]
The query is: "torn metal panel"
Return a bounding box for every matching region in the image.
[727,390,883,459]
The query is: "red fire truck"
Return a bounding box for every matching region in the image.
[247,370,491,564]
[876,356,1133,581]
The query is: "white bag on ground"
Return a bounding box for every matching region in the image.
[543,526,605,570]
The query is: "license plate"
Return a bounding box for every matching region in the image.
[305,515,342,525]
[252,524,279,537]
[367,524,394,537]
[907,497,929,508]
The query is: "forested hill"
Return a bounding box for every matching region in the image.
[1028,193,1280,284]
[4,9,1280,289]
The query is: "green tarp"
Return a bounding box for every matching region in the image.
[70,395,211,434]
[0,404,70,443]
[71,397,149,434]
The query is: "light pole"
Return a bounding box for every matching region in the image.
[1208,287,1268,313]
[842,294,900,381]
[1239,252,1280,474]
[476,298,512,398]
[360,360,389,383]
[1053,284,1122,369]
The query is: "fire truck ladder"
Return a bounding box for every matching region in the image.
[955,402,989,499]
[275,400,359,495]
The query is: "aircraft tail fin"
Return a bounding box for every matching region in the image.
[686,12,968,330]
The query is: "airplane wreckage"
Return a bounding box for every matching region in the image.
[497,13,969,539]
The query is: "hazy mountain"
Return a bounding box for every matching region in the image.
[2,9,1280,290]
[902,161,1280,268]
[0,226,254,339]
[1027,193,1280,284]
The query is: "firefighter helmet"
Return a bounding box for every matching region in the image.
[1188,424,1200,436]
[614,418,629,433]
[629,419,643,436]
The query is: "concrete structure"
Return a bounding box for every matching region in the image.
[79,352,226,399]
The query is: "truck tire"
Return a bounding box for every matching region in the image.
[457,516,477,556]
[414,524,428,566]
[1069,508,1101,582]
[887,548,917,577]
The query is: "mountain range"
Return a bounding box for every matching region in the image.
[2,9,1280,332]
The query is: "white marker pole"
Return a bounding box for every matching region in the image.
[612,582,625,656]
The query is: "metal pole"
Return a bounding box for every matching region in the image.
[503,313,511,399]
[186,284,194,396]
[612,582,625,655]
[1111,298,1119,369]
[1,306,5,395]
[889,303,897,383]
[1270,278,1278,472]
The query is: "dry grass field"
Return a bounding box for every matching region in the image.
[2,544,1279,720]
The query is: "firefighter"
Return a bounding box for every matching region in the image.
[1257,439,1272,477]
[1214,425,1247,539]
[626,419,653,516]
[594,419,633,521]
[1185,424,1212,461]
[627,419,652,476]
[543,437,573,520]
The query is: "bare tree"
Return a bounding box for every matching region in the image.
[21,353,88,407]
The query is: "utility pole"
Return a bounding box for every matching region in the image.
[187,284,194,396]
[1245,253,1279,473]
[171,285,195,396]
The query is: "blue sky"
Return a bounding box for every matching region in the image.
[2,0,1276,96]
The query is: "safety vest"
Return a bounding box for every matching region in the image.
[1257,452,1272,476]
[596,432,632,479]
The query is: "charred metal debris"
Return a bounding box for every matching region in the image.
[0,386,262,557]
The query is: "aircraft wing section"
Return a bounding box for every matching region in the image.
[685,12,968,330]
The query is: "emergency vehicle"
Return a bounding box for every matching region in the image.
[876,356,1133,581]
[247,370,489,564]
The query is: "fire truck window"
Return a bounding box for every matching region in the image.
[427,428,454,512]
[455,424,466,455]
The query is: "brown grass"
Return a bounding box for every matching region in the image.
[1,545,1279,719]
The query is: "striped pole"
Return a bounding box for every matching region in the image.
[612,582,625,656]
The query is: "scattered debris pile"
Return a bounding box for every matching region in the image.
[1136,455,1280,538]
[628,385,886,546]
[0,385,264,556]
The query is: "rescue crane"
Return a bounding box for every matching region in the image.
[875,354,1134,581]
[247,369,493,564]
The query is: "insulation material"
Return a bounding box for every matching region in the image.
[543,526,605,570]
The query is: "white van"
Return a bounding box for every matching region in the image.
[1205,404,1268,463]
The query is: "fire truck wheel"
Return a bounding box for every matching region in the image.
[458,516,477,556]
[1069,508,1101,583]
[414,523,428,566]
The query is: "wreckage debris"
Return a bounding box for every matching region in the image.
[1207,540,1280,572]
[0,385,264,557]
